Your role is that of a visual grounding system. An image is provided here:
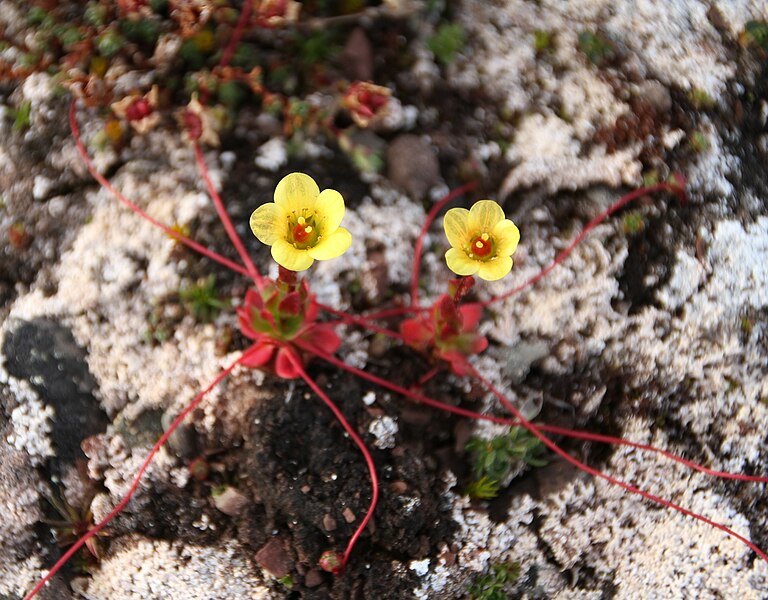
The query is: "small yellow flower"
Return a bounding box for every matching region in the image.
[443,200,520,281]
[250,173,352,271]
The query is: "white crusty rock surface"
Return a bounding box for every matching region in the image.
[2,0,768,598]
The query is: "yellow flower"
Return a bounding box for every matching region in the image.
[250,173,352,271]
[443,200,520,281]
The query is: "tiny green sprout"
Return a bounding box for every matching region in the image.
[688,130,710,153]
[469,562,521,600]
[27,6,49,26]
[642,169,659,187]
[217,80,246,108]
[84,1,108,27]
[466,476,501,500]
[120,19,161,47]
[277,574,294,589]
[533,30,552,53]
[180,275,228,322]
[54,24,84,50]
[622,210,646,235]
[466,427,547,499]
[577,30,615,66]
[689,88,715,110]
[150,0,169,12]
[742,21,768,50]
[740,317,754,334]
[294,29,337,67]
[11,100,32,132]
[428,22,466,65]
[96,28,126,58]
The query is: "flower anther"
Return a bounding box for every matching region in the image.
[444,200,520,281]
[250,172,352,271]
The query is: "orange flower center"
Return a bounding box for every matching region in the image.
[290,215,318,248]
[469,233,493,259]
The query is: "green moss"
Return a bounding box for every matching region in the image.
[533,30,552,52]
[642,169,659,187]
[27,6,49,26]
[10,100,32,132]
[180,275,228,322]
[465,427,546,499]
[744,20,768,50]
[622,210,646,235]
[578,30,615,66]
[428,23,466,65]
[689,88,715,110]
[96,28,126,58]
[470,562,521,600]
[120,19,161,47]
[688,130,710,153]
[84,2,107,27]
[218,81,247,108]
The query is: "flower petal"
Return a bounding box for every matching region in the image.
[468,200,505,234]
[250,202,287,245]
[492,218,520,257]
[314,188,345,234]
[274,172,320,215]
[445,247,479,276]
[271,238,315,271]
[307,228,352,261]
[476,256,513,281]
[443,208,471,249]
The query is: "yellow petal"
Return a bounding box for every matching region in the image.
[250,202,287,245]
[492,218,520,257]
[271,238,315,271]
[308,228,352,260]
[274,172,320,215]
[443,208,471,249]
[445,247,479,276]
[468,200,505,234]
[477,256,513,281]
[314,188,345,234]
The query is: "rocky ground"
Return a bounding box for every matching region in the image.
[1,1,768,599]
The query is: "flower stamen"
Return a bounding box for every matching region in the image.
[469,232,493,259]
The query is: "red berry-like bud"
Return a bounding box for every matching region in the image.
[318,550,344,575]
[188,456,210,481]
[125,98,153,121]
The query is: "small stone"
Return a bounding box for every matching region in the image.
[635,81,672,114]
[255,538,291,578]
[342,507,356,523]
[341,28,373,81]
[304,569,324,588]
[387,134,440,199]
[212,486,250,517]
[323,514,337,532]
[389,480,408,494]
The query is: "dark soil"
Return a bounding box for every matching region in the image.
[240,357,461,598]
